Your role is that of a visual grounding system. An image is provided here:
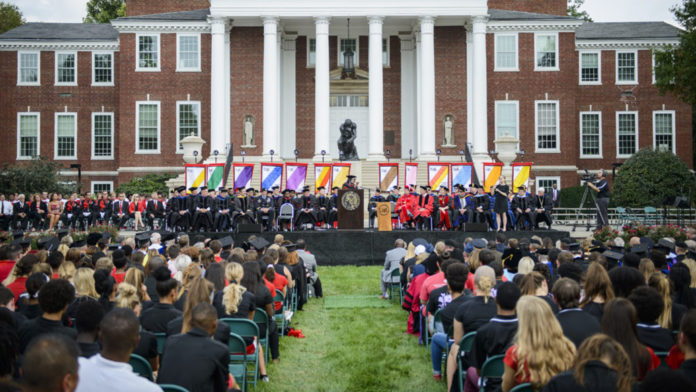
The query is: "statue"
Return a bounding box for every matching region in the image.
[337,119,359,161]
[443,115,454,146]
[243,115,254,146]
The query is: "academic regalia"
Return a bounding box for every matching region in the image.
[368,193,385,229]
[531,193,553,229]
[414,192,434,230]
[233,195,256,225]
[511,193,532,230]
[214,195,233,232]
[111,199,129,228]
[294,194,317,227]
[452,193,472,229]
[436,194,452,230]
[395,191,416,227]
[193,194,214,231]
[255,194,276,230]
[146,198,165,224]
[313,194,331,225]
[173,195,191,231]
[469,193,493,229]
[328,191,339,227]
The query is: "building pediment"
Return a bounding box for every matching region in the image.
[330,68,368,95]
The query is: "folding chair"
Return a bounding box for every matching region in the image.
[159,385,190,392]
[644,206,659,225]
[129,353,153,381]
[479,354,505,392]
[273,289,287,336]
[457,331,478,392]
[220,318,260,388]
[227,332,248,392]
[252,308,270,363]
[510,383,534,392]
[387,268,402,303]
[655,351,670,368]
[277,203,294,231]
[153,332,167,355]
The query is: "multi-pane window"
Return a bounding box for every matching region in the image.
[580,112,601,157]
[137,34,159,70]
[177,34,200,71]
[580,52,600,84]
[535,101,559,151]
[18,113,39,158]
[617,51,637,83]
[307,38,316,67]
[177,102,200,150]
[495,101,519,139]
[92,113,113,158]
[92,182,112,194]
[137,102,160,152]
[56,52,76,85]
[55,113,76,159]
[330,95,368,107]
[338,38,357,66]
[536,177,559,194]
[535,33,557,70]
[18,52,39,85]
[617,112,638,157]
[93,52,113,85]
[382,38,389,66]
[654,111,675,153]
[495,34,517,70]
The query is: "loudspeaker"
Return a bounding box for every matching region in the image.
[674,197,690,209]
[236,224,262,233]
[463,223,488,232]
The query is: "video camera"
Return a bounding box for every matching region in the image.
[581,169,599,184]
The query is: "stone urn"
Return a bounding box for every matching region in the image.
[180,136,206,164]
[494,134,519,169]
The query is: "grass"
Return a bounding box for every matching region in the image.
[254,265,444,392]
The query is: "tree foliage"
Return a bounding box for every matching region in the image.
[115,173,178,196]
[613,148,696,207]
[654,0,696,105]
[567,0,593,22]
[83,0,125,24]
[0,157,72,195]
[0,2,24,34]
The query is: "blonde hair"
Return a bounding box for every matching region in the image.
[517,257,535,275]
[124,268,146,301]
[73,268,98,298]
[514,296,576,387]
[274,234,284,245]
[182,277,214,334]
[434,241,446,257]
[57,244,70,257]
[682,258,696,289]
[468,248,482,272]
[405,242,416,260]
[223,262,246,314]
[94,257,113,271]
[115,282,140,310]
[648,273,674,329]
[177,263,202,299]
[59,261,76,281]
[639,259,655,284]
[474,265,495,303]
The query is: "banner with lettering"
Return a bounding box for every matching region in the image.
[206,163,225,190]
[512,162,533,193]
[378,163,399,191]
[314,163,332,192]
[427,163,450,190]
[232,163,254,190]
[260,163,283,191]
[482,162,503,193]
[184,164,207,194]
[450,163,473,189]
[404,162,418,189]
[285,163,308,192]
[332,163,351,189]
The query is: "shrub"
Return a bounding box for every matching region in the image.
[115,173,177,196]
[0,157,72,195]
[560,185,596,208]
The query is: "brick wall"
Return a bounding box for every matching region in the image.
[435,26,468,156]
[126,0,210,17]
[230,27,263,156]
[488,0,567,16]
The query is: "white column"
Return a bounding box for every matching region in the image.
[263,17,279,159]
[224,23,231,149]
[466,24,473,147]
[418,16,436,160]
[415,28,422,158]
[280,34,297,160]
[471,15,490,174]
[314,16,331,160]
[209,16,228,151]
[399,34,416,159]
[367,16,385,161]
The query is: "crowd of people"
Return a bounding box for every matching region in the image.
[382,228,696,391]
[0,229,324,391]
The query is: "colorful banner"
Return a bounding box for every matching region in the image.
[378,163,399,191]
[260,163,283,191]
[314,164,332,192]
[332,163,351,189]
[512,162,533,193]
[184,164,207,194]
[232,163,254,190]
[483,162,503,193]
[427,163,450,190]
[451,163,473,189]
[405,162,418,189]
[285,163,308,192]
[206,163,225,190]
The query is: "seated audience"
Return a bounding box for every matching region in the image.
[679,309,696,386]
[18,278,76,353]
[140,266,181,333]
[608,267,645,298]
[649,272,687,330]
[519,272,558,313]
[670,263,696,309]
[579,262,615,322]
[17,273,46,320]
[553,278,601,348]
[628,286,676,352]
[22,335,79,392]
[115,282,159,370]
[75,300,105,358]
[166,277,230,346]
[638,368,694,392]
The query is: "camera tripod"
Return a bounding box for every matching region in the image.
[572,183,604,232]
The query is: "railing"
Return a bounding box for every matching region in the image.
[464,143,479,186]
[551,207,696,230]
[222,143,234,188]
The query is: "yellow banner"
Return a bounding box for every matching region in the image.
[484,165,502,193]
[512,165,531,193]
[332,165,350,188]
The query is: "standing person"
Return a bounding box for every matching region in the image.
[328,186,340,228]
[551,183,561,208]
[587,170,610,230]
[342,175,358,190]
[493,177,510,232]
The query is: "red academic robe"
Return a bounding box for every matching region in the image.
[414,194,434,218]
[395,193,416,223]
[437,195,451,229]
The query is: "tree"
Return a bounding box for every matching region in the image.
[0,2,24,34]
[655,1,696,106]
[567,0,593,22]
[0,157,72,195]
[613,148,696,207]
[83,0,125,24]
[116,173,178,196]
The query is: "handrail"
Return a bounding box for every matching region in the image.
[464,143,479,186]
[222,143,234,188]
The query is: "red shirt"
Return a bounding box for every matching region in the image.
[0,260,16,282]
[7,277,28,303]
[420,271,446,305]
[504,345,531,384]
[112,272,126,284]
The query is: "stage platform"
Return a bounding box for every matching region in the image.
[183,229,570,266]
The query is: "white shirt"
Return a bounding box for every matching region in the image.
[76,354,162,392]
[0,200,12,215]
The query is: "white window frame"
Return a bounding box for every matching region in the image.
[616,50,638,85]
[382,37,390,67]
[578,50,601,85]
[176,33,201,72]
[579,111,603,159]
[54,51,78,86]
[91,112,114,160]
[136,33,161,72]
[306,37,316,68]
[536,176,561,193]
[494,33,518,72]
[494,100,520,143]
[92,51,114,86]
[16,112,40,160]
[534,100,560,153]
[91,181,113,194]
[337,37,359,67]
[17,51,40,86]
[176,101,201,153]
[616,111,639,158]
[135,100,161,154]
[653,110,676,154]
[534,32,559,71]
[54,112,77,160]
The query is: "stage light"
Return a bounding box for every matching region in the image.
[436,149,441,162]
[294,149,299,162]
[458,149,464,162]
[386,149,391,163]
[321,149,326,163]
[269,149,275,162]
[241,150,246,162]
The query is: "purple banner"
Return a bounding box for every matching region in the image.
[286,165,307,191]
[234,165,253,189]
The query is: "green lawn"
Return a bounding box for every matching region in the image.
[255,265,444,392]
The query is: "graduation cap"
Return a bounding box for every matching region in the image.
[206,187,215,192]
[639,237,654,250]
[469,183,479,189]
[588,239,606,253]
[302,186,311,193]
[603,250,624,263]
[158,231,176,242]
[444,239,459,248]
[346,175,356,179]
[38,236,60,252]
[658,238,675,251]
[412,238,429,248]
[472,238,487,249]
[316,186,325,191]
[86,232,102,246]
[630,244,648,257]
[530,238,542,246]
[537,248,549,255]
[175,186,186,193]
[218,236,234,249]
[558,262,583,283]
[332,186,339,191]
[101,231,112,240]
[675,241,688,250]
[250,237,270,250]
[568,243,582,252]
[609,245,626,254]
[374,188,381,193]
[501,248,522,269]
[419,185,428,191]
[11,237,30,248]
[272,186,280,190]
[188,187,198,192]
[56,229,69,240]
[70,239,86,248]
[260,188,268,193]
[134,232,151,247]
[107,243,120,251]
[440,186,449,192]
[246,188,255,193]
[12,231,24,240]
[284,243,297,252]
[193,234,206,245]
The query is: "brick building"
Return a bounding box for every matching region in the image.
[0,0,690,193]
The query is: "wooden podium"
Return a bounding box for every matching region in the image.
[337,189,364,229]
[376,202,392,231]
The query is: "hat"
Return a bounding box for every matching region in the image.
[439,186,449,192]
[246,188,255,193]
[639,237,655,249]
[675,241,688,250]
[444,239,458,248]
[260,188,268,193]
[603,250,624,263]
[658,238,675,251]
[55,229,69,240]
[175,186,186,193]
[70,239,86,248]
[472,238,487,249]
[188,187,198,192]
[272,186,280,190]
[530,238,542,246]
[219,187,228,192]
[250,237,270,250]
[412,238,429,248]
[470,183,478,189]
[134,232,151,247]
[630,244,648,256]
[568,243,582,252]
[419,185,428,191]
[159,231,176,242]
[332,186,339,191]
[12,231,24,240]
[302,186,310,193]
[37,236,60,252]
[284,243,297,252]
[558,262,583,283]
[413,264,426,277]
[107,243,120,251]
[218,236,234,249]
[609,245,625,254]
[347,175,356,179]
[86,232,102,246]
[375,188,381,193]
[414,245,426,256]
[236,187,244,191]
[501,248,522,270]
[11,237,30,248]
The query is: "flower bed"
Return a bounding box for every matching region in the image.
[1,224,120,248]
